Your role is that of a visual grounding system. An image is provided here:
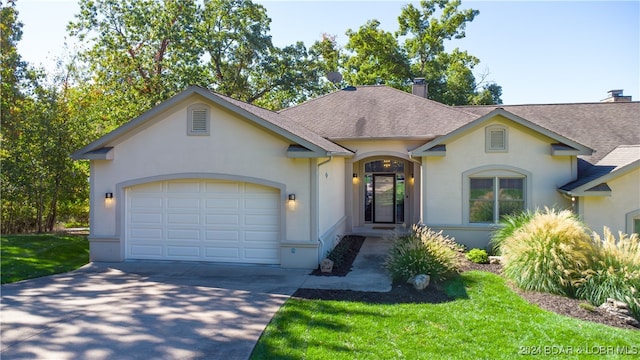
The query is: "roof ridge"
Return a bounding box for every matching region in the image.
[365,85,482,118]
[458,101,640,108]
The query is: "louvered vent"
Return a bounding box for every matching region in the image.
[191,109,208,133]
[489,129,506,150]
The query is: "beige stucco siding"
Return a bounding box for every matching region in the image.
[316,157,347,257]
[91,95,315,258]
[422,116,574,246]
[581,168,640,235]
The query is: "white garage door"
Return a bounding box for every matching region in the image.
[125,179,280,264]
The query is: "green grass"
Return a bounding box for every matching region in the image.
[1,234,90,284]
[251,271,640,359]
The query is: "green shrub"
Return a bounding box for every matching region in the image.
[385,225,460,282]
[466,248,489,264]
[576,227,640,319]
[501,208,594,297]
[490,210,535,255]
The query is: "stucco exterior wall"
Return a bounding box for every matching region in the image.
[317,157,347,258]
[422,116,574,247]
[581,168,640,235]
[89,94,316,265]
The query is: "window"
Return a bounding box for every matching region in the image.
[187,104,210,136]
[627,209,640,235]
[486,125,507,152]
[469,177,525,223]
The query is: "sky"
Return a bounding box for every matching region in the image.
[13,0,640,105]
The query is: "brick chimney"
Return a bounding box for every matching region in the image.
[601,89,632,102]
[412,78,428,98]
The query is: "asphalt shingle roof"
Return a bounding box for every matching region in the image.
[280,86,478,139]
[458,102,640,164]
[213,91,351,155]
[559,145,640,191]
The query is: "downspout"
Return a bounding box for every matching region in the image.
[314,152,334,262]
[318,152,334,167]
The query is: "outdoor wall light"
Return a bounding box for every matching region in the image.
[105,192,114,208]
[287,194,297,211]
[352,173,359,184]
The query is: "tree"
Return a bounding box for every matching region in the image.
[68,0,204,127]
[1,2,90,233]
[343,20,411,89]
[341,0,502,105]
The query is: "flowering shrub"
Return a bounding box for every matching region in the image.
[385,225,460,282]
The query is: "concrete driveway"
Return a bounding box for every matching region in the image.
[1,261,309,360]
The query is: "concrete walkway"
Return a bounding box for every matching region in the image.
[302,237,393,292]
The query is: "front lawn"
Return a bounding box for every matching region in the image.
[252,271,639,359]
[1,234,90,284]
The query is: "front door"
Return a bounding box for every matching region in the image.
[373,174,395,223]
[363,159,406,224]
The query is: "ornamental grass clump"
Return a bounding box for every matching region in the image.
[385,225,460,283]
[490,209,535,255]
[576,227,640,319]
[501,208,594,297]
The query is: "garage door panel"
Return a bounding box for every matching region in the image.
[130,244,163,257]
[130,197,163,209]
[245,198,278,209]
[166,246,201,258]
[126,179,280,264]
[167,198,201,209]
[204,247,240,259]
[167,229,200,240]
[130,213,163,224]
[167,181,201,193]
[167,213,200,225]
[129,228,163,239]
[205,182,240,193]
[204,230,240,241]
[206,214,240,225]
[205,198,239,209]
[132,183,163,192]
[245,214,279,226]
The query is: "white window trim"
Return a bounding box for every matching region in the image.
[485,124,508,153]
[626,209,640,235]
[187,104,210,136]
[462,165,532,224]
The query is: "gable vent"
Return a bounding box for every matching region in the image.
[490,130,505,150]
[486,125,507,152]
[191,109,208,132]
[187,104,210,136]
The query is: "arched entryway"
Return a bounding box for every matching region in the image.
[351,157,420,232]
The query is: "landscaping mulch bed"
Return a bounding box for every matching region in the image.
[309,235,365,276]
[295,239,638,330]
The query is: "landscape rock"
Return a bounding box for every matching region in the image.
[599,298,639,328]
[320,258,334,273]
[410,274,430,290]
[488,256,502,265]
